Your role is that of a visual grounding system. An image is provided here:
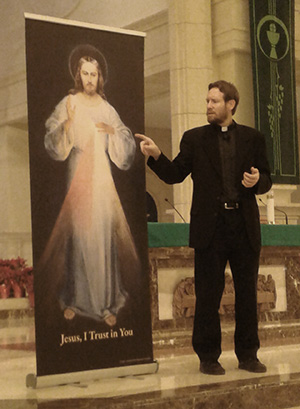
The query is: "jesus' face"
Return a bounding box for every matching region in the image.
[80,61,99,96]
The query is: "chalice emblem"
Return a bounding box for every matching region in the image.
[267,23,280,60]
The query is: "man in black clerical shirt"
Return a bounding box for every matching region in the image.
[136,80,272,376]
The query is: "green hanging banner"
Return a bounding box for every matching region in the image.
[249,0,299,183]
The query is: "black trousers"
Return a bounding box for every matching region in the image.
[192,208,260,363]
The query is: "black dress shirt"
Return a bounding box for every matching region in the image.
[217,122,239,204]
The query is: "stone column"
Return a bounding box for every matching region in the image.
[0,125,32,262]
[168,0,213,223]
[211,0,255,127]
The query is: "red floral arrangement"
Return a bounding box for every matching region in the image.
[0,257,34,301]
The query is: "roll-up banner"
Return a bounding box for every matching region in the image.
[25,13,157,387]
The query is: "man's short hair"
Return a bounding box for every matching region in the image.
[208,80,239,115]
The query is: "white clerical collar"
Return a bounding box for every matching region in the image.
[221,126,228,132]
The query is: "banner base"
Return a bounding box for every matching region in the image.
[26,361,159,389]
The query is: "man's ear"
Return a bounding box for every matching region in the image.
[227,99,236,113]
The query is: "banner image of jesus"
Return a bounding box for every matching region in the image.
[41,44,139,327]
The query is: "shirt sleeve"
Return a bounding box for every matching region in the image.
[44,96,75,161]
[253,132,272,195]
[105,104,136,170]
[147,131,193,184]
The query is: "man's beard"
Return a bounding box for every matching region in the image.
[206,111,228,125]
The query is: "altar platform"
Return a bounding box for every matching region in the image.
[1,223,300,408]
[1,317,300,409]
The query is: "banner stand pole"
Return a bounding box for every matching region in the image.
[26,361,159,389]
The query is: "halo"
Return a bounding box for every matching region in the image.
[68,44,108,83]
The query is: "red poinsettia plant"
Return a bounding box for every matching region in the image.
[0,257,33,291]
[0,265,11,286]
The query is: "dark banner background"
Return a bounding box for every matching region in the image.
[25,16,153,377]
[249,0,299,184]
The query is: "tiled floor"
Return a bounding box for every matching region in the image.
[1,319,300,408]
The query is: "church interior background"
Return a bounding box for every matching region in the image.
[2,0,300,408]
